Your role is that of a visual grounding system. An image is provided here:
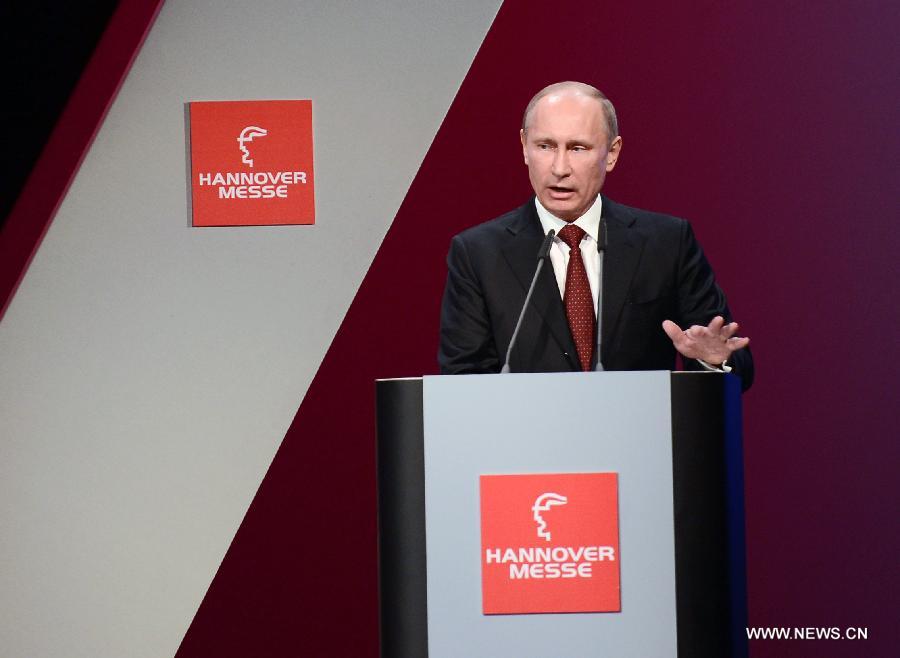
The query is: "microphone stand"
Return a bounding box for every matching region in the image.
[594,216,607,371]
[501,229,555,373]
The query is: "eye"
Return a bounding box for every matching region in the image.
[571,145,587,153]
[537,143,552,151]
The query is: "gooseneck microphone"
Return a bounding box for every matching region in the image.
[594,217,606,371]
[501,229,555,373]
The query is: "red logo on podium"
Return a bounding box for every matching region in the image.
[189,100,315,226]
[480,472,620,614]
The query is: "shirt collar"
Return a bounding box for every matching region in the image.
[534,195,603,242]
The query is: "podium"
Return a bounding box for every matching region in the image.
[376,371,747,658]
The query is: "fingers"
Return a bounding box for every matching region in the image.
[727,336,750,350]
[721,322,739,339]
[707,317,743,341]
[708,315,725,332]
[686,324,705,339]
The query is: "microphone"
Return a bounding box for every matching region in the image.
[537,228,555,259]
[594,217,606,370]
[501,229,555,373]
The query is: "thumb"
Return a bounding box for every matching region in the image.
[662,319,682,342]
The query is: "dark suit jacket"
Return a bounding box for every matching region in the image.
[438,196,754,391]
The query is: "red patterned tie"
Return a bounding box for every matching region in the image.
[557,224,594,371]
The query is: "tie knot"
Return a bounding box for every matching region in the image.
[557,223,586,249]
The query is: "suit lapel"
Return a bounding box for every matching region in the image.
[500,201,579,370]
[600,198,644,363]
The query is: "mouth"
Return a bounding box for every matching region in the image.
[547,186,575,200]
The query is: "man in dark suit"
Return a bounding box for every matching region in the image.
[438,81,753,391]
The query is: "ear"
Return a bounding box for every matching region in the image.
[605,135,623,172]
[520,129,529,165]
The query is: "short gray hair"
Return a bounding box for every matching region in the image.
[521,81,619,146]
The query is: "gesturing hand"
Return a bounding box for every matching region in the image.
[661,316,749,365]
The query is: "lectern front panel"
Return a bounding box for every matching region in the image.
[422,371,676,658]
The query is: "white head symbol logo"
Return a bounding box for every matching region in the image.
[532,492,568,541]
[237,126,268,167]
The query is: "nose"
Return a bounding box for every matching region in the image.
[550,148,571,177]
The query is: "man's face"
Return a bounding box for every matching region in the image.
[520,93,622,221]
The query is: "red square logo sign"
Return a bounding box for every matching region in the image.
[480,472,620,615]
[188,100,315,226]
